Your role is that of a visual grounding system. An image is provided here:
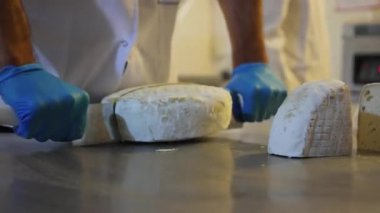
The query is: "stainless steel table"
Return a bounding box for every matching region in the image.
[0,128,379,213]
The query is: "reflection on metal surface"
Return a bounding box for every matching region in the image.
[155,148,177,152]
[0,132,380,212]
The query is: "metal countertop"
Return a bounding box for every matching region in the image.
[0,127,379,213]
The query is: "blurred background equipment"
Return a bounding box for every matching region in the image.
[342,23,380,100]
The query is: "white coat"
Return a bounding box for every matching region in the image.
[22,0,180,102]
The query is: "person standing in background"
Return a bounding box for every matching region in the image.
[264,0,332,90]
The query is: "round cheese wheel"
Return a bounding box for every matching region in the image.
[112,84,232,142]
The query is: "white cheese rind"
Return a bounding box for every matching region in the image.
[268,80,353,157]
[112,84,232,142]
[358,83,380,152]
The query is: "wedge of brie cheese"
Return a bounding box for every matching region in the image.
[358,83,380,152]
[268,80,353,157]
[103,84,232,142]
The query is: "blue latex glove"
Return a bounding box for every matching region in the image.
[0,63,89,142]
[226,63,287,122]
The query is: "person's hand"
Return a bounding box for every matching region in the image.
[0,63,89,142]
[225,63,287,122]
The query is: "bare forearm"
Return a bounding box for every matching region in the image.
[217,0,267,66]
[0,0,35,68]
[0,31,7,66]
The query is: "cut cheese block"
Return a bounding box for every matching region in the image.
[358,83,380,152]
[103,84,232,142]
[268,80,353,157]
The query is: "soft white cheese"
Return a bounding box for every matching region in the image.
[108,84,232,142]
[268,80,353,157]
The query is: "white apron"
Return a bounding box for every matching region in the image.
[22,0,180,102]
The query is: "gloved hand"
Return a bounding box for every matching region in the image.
[0,63,89,142]
[225,63,287,122]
